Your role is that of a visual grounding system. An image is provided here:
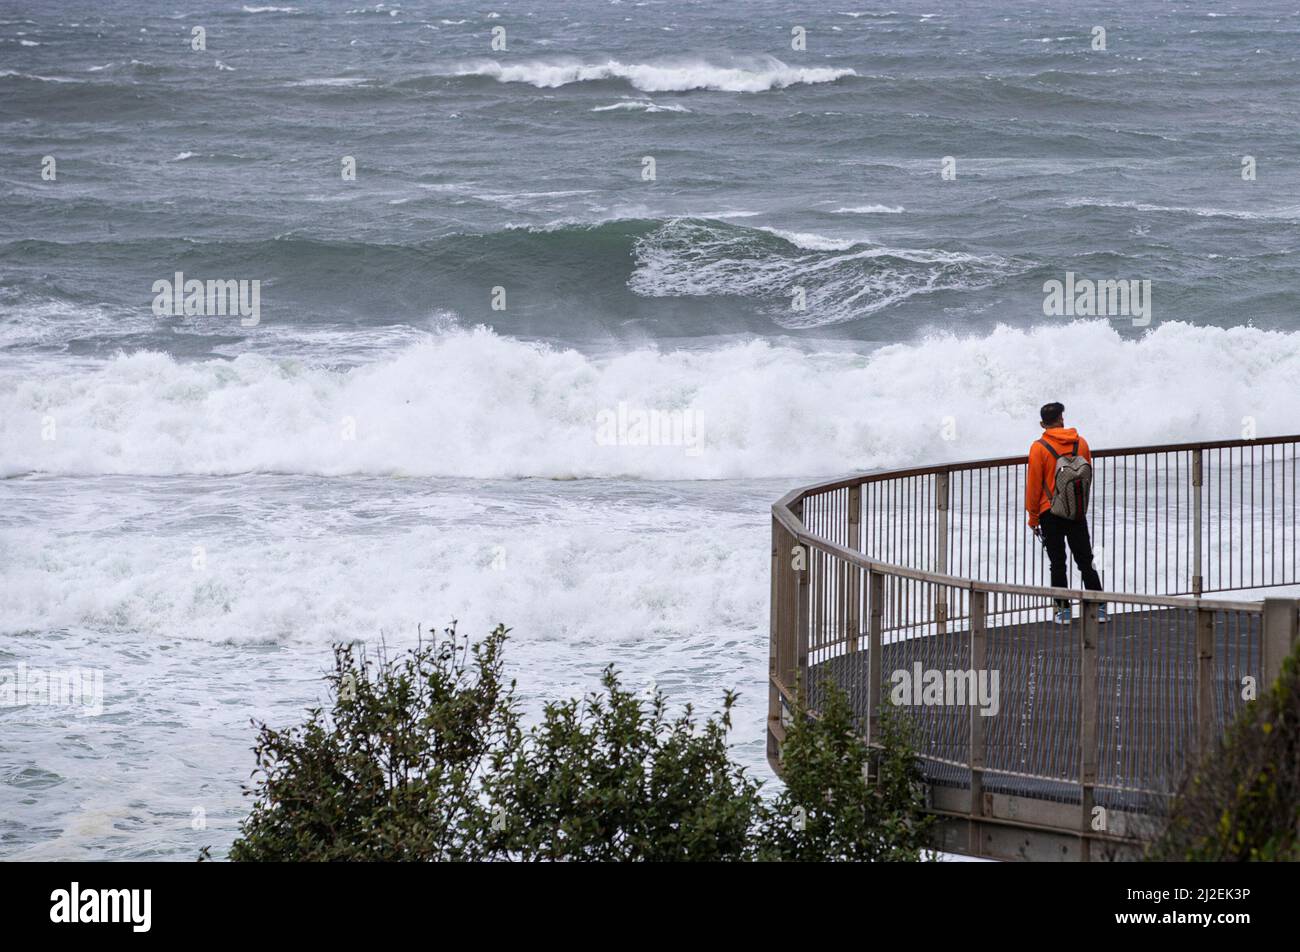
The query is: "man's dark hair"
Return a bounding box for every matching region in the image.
[1040,402,1065,426]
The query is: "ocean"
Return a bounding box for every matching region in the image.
[2,0,1299,858]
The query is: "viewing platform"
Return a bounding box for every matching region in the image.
[768,436,1300,861]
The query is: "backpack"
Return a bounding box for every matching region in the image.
[1039,439,1092,520]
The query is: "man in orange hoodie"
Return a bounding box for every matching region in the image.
[1026,402,1106,624]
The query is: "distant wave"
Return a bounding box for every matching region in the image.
[435,57,857,92]
[5,321,1293,481]
[591,98,692,113]
[1063,198,1300,222]
[0,69,81,84]
[629,218,1013,327]
[831,204,905,214]
[285,77,371,87]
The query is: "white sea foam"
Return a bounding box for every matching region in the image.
[441,57,856,92]
[4,321,1297,482]
[0,479,767,648]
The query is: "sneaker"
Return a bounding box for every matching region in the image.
[1096,605,1109,624]
[1053,605,1072,625]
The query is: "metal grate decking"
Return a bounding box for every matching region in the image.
[805,607,1261,815]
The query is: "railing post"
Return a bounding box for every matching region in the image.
[968,588,987,853]
[1079,598,1099,862]
[1262,598,1300,690]
[847,484,862,651]
[1192,449,1203,597]
[795,540,810,694]
[1194,603,1215,763]
[768,516,780,759]
[768,515,792,770]
[866,569,885,748]
[935,471,950,633]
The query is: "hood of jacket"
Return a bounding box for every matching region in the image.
[1039,427,1081,454]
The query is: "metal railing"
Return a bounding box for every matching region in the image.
[768,435,1300,860]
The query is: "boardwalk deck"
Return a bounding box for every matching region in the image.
[806,607,1260,814]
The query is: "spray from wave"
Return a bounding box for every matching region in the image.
[4,321,1298,481]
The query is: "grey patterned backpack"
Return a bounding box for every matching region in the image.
[1039,439,1092,520]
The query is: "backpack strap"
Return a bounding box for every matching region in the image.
[1071,440,1078,456]
[1036,439,1057,504]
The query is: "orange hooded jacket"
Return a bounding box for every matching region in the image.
[1026,427,1092,528]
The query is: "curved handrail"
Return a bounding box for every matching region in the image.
[775,432,1300,604]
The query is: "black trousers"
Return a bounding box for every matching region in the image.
[1039,511,1102,608]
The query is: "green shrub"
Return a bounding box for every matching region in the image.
[225,624,932,862]
[1149,641,1300,861]
[228,624,517,861]
[760,683,934,862]
[484,668,764,860]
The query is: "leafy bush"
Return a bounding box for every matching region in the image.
[225,624,932,862]
[761,685,934,862]
[1149,641,1300,862]
[229,624,516,861]
[484,668,764,860]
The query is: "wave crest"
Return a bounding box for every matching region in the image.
[438,56,856,92]
[629,218,1013,327]
[4,322,1297,480]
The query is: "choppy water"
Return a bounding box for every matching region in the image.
[3,0,1300,858]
